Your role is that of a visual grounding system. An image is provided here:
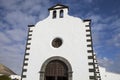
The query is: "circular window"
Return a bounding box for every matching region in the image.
[52,38,62,48]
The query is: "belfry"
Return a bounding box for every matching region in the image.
[21,4,101,80]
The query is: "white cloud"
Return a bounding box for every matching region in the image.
[5,11,36,29]
[113,33,120,47]
[85,12,120,73]
[111,54,120,73]
[0,0,51,75]
[0,32,12,44]
[0,53,24,74]
[108,33,120,47]
[0,0,120,75]
[0,43,25,74]
[85,12,120,48]
[0,0,18,10]
[0,21,10,30]
[6,29,26,42]
[86,13,102,22]
[98,57,113,68]
[84,0,93,3]
[97,54,120,74]
[111,18,120,33]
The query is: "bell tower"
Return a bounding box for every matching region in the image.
[21,4,101,80]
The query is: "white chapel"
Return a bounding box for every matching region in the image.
[21,4,101,80]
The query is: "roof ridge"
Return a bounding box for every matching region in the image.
[48,3,68,10]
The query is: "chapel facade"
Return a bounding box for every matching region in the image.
[21,4,101,80]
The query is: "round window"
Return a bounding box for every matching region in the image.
[52,38,62,48]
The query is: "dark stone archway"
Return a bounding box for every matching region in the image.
[39,56,72,80]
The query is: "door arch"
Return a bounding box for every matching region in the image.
[45,60,68,80]
[40,56,72,80]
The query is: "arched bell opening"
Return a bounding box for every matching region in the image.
[60,10,64,18]
[53,10,57,19]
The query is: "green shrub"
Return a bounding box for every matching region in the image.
[0,75,11,80]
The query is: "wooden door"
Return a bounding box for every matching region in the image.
[45,60,68,80]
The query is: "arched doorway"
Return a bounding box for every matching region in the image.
[45,60,68,80]
[40,56,72,80]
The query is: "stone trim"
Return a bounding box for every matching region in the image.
[86,29,91,32]
[86,39,92,42]
[89,68,95,72]
[84,19,98,80]
[93,54,102,80]
[40,56,73,80]
[24,58,29,61]
[23,69,27,72]
[85,25,90,27]
[27,38,32,40]
[26,47,30,50]
[83,19,91,22]
[88,62,94,65]
[28,25,34,27]
[24,63,28,66]
[29,30,33,32]
[25,53,29,55]
[27,43,31,45]
[87,50,93,53]
[89,76,95,79]
[87,44,92,47]
[28,34,32,36]
[21,26,34,80]
[88,56,94,59]
[22,75,26,78]
[48,4,69,11]
[83,19,91,27]
[86,34,91,37]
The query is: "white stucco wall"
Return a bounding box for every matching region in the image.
[22,6,92,80]
[10,75,21,80]
[22,5,120,80]
[99,67,120,80]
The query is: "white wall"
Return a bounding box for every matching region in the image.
[99,67,120,80]
[10,75,21,80]
[22,6,92,80]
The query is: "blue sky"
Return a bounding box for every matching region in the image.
[0,0,120,75]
